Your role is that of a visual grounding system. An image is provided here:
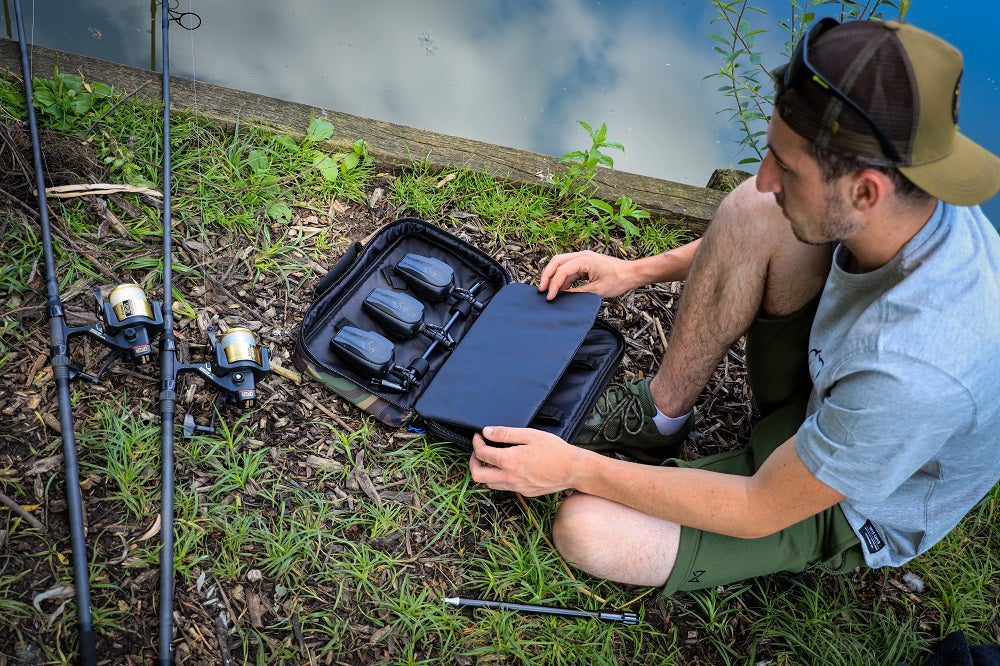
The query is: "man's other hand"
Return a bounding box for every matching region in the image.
[469,426,587,496]
[538,251,637,301]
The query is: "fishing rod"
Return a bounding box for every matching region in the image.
[12,0,97,663]
[157,0,177,659]
[156,4,270,661]
[14,1,259,660]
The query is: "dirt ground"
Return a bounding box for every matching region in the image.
[0,124,783,664]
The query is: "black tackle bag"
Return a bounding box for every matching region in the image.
[293,217,624,448]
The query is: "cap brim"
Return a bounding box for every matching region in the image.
[899,133,1000,206]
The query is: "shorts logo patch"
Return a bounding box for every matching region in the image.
[688,570,705,584]
[858,520,886,554]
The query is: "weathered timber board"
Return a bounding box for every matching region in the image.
[0,39,724,233]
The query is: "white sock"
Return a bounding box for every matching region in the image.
[653,407,689,436]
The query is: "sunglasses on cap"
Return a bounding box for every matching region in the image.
[782,17,903,163]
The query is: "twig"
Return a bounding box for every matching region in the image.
[0,184,41,219]
[44,183,163,199]
[45,215,120,283]
[0,489,48,532]
[268,361,301,384]
[303,393,352,431]
[214,613,233,666]
[290,607,315,666]
[653,317,669,352]
[84,79,154,137]
[175,235,270,322]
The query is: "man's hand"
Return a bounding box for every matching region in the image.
[537,251,639,301]
[469,426,591,496]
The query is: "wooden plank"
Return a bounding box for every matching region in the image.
[0,39,723,233]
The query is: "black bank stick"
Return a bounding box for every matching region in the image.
[444,596,639,626]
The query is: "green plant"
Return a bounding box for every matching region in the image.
[708,0,912,164]
[587,195,652,244]
[554,120,623,201]
[31,69,113,133]
[550,120,654,246]
[0,76,27,122]
[248,118,369,197]
[77,397,161,520]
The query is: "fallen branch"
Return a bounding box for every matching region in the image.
[44,183,163,199]
[0,489,47,531]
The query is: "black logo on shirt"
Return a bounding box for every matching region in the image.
[858,520,886,554]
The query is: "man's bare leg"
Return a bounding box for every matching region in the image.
[553,493,681,586]
[651,177,832,418]
[553,178,831,585]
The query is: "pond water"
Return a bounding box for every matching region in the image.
[3,0,999,221]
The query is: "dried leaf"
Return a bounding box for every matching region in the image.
[435,173,457,188]
[138,514,161,541]
[351,466,383,509]
[33,585,75,612]
[305,455,343,472]
[27,454,63,476]
[247,592,265,628]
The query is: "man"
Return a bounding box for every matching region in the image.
[468,18,1000,595]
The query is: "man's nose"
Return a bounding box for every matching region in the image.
[756,151,780,194]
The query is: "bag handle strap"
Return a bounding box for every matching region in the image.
[314,241,362,297]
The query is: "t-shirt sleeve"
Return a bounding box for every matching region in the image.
[796,352,974,502]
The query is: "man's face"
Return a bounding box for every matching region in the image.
[756,114,860,245]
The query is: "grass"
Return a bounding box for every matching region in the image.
[0,71,998,664]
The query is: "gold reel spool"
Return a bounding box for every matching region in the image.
[108,284,155,321]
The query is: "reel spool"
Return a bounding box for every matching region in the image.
[212,327,270,410]
[68,283,165,381]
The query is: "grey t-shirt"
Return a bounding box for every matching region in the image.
[797,201,1000,568]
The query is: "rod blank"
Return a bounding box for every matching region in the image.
[12,1,97,663]
[157,2,177,663]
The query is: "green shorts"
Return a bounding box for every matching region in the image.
[662,298,864,596]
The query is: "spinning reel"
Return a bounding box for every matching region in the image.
[67,283,165,382]
[179,325,271,436]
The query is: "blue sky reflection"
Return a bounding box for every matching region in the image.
[3,0,998,220]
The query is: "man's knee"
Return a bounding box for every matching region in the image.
[709,176,788,245]
[552,492,597,564]
[553,493,680,587]
[709,176,831,315]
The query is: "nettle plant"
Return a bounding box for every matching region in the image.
[708,0,912,165]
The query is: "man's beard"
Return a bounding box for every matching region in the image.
[788,187,861,245]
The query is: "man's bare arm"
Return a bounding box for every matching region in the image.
[470,427,844,539]
[538,239,703,301]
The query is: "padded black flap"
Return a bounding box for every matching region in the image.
[415,283,600,430]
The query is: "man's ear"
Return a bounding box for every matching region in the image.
[849,169,889,211]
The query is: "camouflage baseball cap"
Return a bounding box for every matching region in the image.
[773,19,1000,206]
